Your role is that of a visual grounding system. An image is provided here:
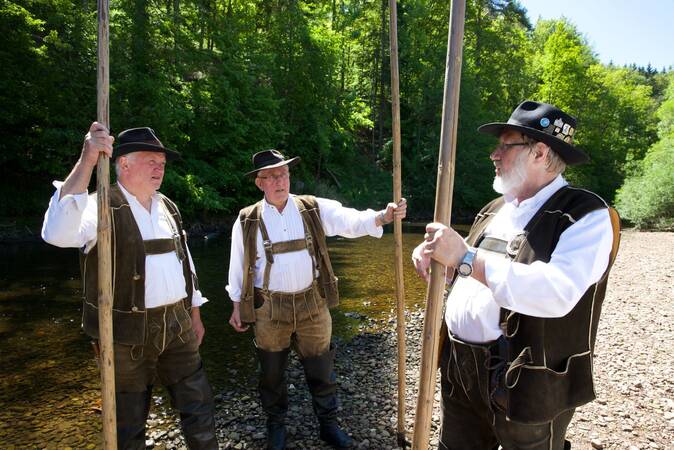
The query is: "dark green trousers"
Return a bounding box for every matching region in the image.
[439,334,574,450]
[112,300,217,450]
[114,300,201,391]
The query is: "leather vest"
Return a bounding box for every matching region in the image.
[237,195,339,323]
[79,184,193,345]
[465,185,621,424]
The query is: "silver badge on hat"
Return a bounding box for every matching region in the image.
[540,117,550,128]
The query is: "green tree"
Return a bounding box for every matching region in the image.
[616,73,674,229]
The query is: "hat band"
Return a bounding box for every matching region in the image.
[509,117,576,145]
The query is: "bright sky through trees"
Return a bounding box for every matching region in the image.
[518,0,674,70]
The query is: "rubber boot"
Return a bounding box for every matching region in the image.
[301,346,354,449]
[116,389,152,450]
[166,366,218,450]
[257,347,290,450]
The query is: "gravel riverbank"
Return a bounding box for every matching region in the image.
[146,231,673,449]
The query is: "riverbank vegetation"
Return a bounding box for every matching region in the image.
[1,0,672,229]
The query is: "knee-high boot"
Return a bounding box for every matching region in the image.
[301,346,353,449]
[166,365,218,450]
[257,347,290,450]
[116,389,152,450]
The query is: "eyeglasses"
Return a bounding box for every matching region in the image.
[257,172,289,182]
[493,142,530,153]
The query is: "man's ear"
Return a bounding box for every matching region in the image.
[118,156,128,172]
[254,177,264,191]
[533,142,548,161]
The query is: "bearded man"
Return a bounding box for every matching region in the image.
[412,101,620,450]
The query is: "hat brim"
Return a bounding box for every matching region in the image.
[478,122,589,165]
[245,156,301,177]
[113,142,181,161]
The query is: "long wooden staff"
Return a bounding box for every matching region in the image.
[96,0,117,447]
[388,0,407,447]
[411,1,465,449]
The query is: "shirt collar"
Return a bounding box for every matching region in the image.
[118,182,160,209]
[262,194,296,215]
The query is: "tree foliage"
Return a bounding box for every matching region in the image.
[0,0,669,228]
[616,73,674,230]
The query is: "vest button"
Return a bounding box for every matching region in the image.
[133,274,142,280]
[131,306,139,312]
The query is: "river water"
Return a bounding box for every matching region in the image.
[0,229,431,447]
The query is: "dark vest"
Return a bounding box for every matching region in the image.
[80,184,193,345]
[237,195,339,323]
[465,185,621,424]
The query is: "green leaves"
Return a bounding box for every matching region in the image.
[616,73,674,230]
[0,0,670,229]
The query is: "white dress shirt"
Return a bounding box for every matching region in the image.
[226,194,382,301]
[446,175,613,343]
[41,181,207,308]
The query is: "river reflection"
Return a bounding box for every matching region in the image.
[0,229,431,446]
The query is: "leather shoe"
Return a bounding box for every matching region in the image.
[267,422,287,450]
[319,423,354,448]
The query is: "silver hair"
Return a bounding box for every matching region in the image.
[114,153,137,177]
[521,134,566,175]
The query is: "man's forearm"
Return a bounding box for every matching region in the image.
[60,158,96,199]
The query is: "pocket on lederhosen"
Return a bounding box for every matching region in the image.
[170,301,194,344]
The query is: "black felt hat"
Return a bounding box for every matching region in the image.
[478,100,589,165]
[245,149,300,176]
[113,127,181,161]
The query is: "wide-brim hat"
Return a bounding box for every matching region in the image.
[113,127,181,161]
[245,149,300,176]
[478,100,589,165]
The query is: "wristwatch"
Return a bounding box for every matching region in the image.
[457,247,477,277]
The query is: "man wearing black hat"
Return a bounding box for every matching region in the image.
[226,149,406,449]
[412,101,620,449]
[42,122,218,449]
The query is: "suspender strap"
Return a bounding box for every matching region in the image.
[143,238,176,255]
[272,238,308,254]
[292,196,332,282]
[258,217,274,292]
[256,197,330,293]
[296,207,319,273]
[477,236,508,254]
[258,214,314,292]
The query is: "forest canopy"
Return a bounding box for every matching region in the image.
[1,0,671,228]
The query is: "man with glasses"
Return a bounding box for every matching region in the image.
[412,101,619,449]
[226,149,406,449]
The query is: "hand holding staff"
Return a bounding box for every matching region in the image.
[96,0,116,448]
[411,1,466,449]
[388,0,408,447]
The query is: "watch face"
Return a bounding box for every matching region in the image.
[458,262,472,277]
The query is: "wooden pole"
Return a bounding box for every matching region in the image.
[411,1,465,449]
[388,0,407,447]
[96,0,117,448]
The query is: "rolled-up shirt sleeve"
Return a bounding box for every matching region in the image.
[484,208,613,318]
[225,217,245,302]
[317,198,383,238]
[41,181,97,251]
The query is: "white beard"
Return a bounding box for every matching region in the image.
[493,150,529,195]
